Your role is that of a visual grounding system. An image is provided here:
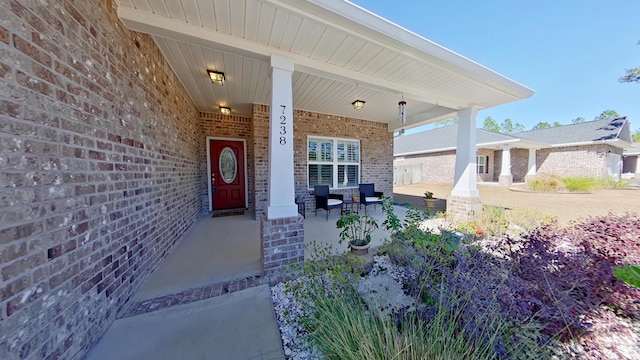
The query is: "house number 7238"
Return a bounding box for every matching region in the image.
[279,105,287,145]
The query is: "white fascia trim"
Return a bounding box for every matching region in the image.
[283,0,534,100]
[117,6,464,110]
[551,139,633,149]
[394,147,458,157]
[394,139,549,157]
[479,139,549,149]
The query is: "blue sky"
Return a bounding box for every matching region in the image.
[351,0,640,133]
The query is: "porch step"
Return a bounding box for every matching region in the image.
[120,274,266,318]
[211,208,245,217]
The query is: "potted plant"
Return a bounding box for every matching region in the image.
[336,212,378,255]
[350,190,359,202]
[423,191,437,209]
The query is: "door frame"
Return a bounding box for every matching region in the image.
[206,136,248,211]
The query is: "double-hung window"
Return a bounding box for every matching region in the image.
[308,137,360,189]
[476,156,488,174]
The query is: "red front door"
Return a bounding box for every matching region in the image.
[210,139,245,210]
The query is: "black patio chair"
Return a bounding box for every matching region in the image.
[359,183,383,214]
[314,185,344,220]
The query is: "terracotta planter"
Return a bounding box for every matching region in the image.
[424,198,437,209]
[349,241,370,255]
[351,196,358,202]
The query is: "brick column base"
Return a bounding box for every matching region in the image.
[498,174,513,186]
[261,214,304,283]
[446,196,482,223]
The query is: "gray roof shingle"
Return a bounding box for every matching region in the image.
[513,117,629,145]
[394,117,631,156]
[395,125,523,155]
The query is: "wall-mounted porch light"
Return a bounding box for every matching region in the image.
[220,106,231,115]
[207,70,225,85]
[352,100,365,109]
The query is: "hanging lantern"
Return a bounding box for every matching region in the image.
[398,100,406,126]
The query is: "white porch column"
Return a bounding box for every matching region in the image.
[448,107,482,221]
[499,146,513,186]
[451,107,479,197]
[267,55,298,219]
[526,149,537,178]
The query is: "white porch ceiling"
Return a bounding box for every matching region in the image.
[115,0,534,132]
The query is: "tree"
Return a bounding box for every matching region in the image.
[531,121,561,130]
[571,117,585,124]
[633,129,640,142]
[482,116,525,133]
[619,41,640,83]
[595,110,621,120]
[482,116,500,132]
[532,122,552,130]
[501,118,525,133]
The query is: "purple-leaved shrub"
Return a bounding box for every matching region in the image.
[501,213,640,340]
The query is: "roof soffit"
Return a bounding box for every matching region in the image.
[115,0,534,126]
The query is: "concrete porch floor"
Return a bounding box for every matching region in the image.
[304,204,409,258]
[132,203,409,303]
[86,204,410,359]
[133,212,262,302]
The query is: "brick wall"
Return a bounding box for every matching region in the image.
[252,105,394,218]
[394,148,494,184]
[398,144,622,185]
[536,144,619,178]
[251,104,270,219]
[510,148,530,182]
[0,1,201,359]
[260,215,304,283]
[396,150,456,183]
[199,112,254,213]
[476,148,494,182]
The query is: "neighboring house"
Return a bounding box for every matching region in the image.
[394,117,634,185]
[623,142,640,177]
[0,1,532,358]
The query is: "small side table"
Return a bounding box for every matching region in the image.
[342,198,359,215]
[295,196,306,218]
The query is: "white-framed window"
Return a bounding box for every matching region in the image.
[476,155,488,174]
[308,136,360,189]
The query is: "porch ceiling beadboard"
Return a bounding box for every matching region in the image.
[115,0,534,131]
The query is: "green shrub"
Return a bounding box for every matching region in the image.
[526,174,565,192]
[595,176,626,189]
[527,175,625,192]
[614,265,640,288]
[562,176,597,192]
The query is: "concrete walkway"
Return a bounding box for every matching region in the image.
[85,285,284,360]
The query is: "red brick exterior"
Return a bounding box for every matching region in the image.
[0,2,397,358]
[252,105,394,218]
[534,144,621,178]
[476,148,494,182]
[260,214,304,283]
[0,1,201,359]
[399,144,622,185]
[503,145,622,181]
[394,148,495,184]
[507,148,530,182]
